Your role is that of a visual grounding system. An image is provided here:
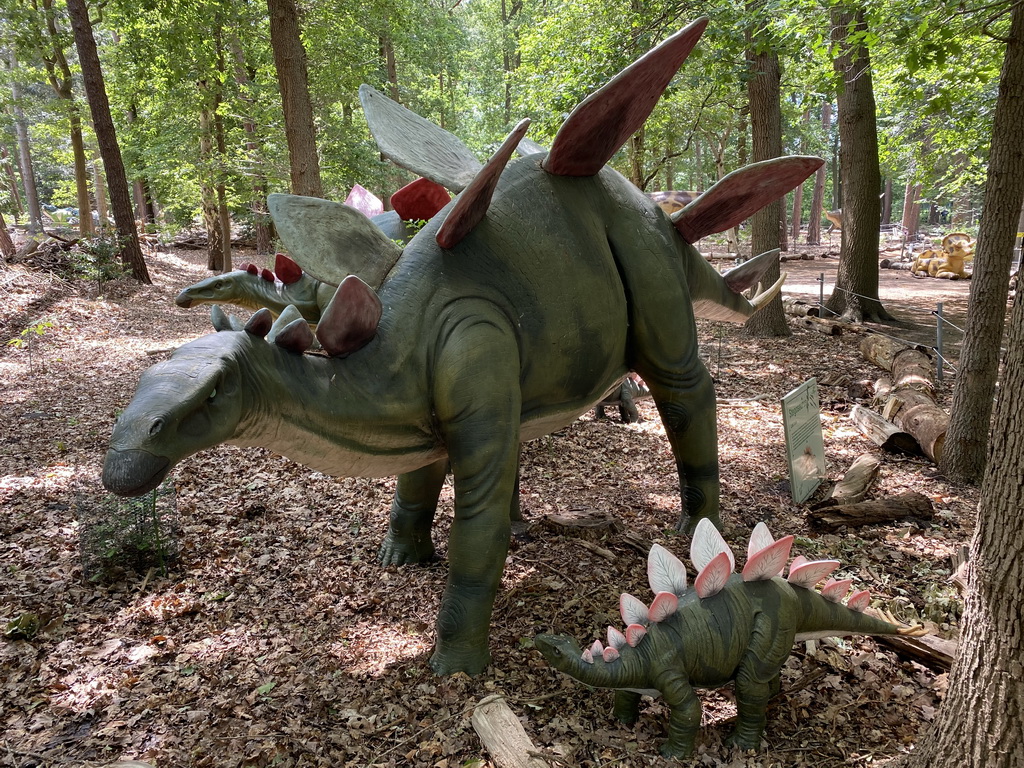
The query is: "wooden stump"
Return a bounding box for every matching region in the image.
[810,453,880,508]
[471,695,548,768]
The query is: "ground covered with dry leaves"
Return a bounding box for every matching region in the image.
[1,244,977,768]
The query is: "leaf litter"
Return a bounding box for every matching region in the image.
[0,247,975,767]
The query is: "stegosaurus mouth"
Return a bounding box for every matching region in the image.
[102,449,171,496]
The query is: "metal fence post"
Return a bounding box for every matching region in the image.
[935,301,944,382]
[818,273,825,312]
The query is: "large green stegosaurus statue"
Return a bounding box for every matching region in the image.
[535,521,923,757]
[104,18,822,677]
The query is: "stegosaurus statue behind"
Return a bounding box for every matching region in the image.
[535,520,924,758]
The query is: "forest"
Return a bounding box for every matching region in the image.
[1,0,1023,767]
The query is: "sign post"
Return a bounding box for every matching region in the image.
[781,378,826,503]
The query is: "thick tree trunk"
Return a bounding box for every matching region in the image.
[894,103,1024,767]
[198,97,225,272]
[66,0,150,283]
[824,6,891,323]
[940,3,1024,485]
[267,0,324,198]
[744,9,789,337]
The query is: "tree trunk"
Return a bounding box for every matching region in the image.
[40,0,93,237]
[881,176,892,225]
[66,0,150,283]
[893,40,1024,759]
[229,34,272,255]
[197,93,225,271]
[806,101,829,246]
[824,5,891,323]
[790,108,809,243]
[267,0,324,198]
[9,52,44,235]
[939,3,1024,486]
[743,7,789,337]
[92,154,109,231]
[1,146,24,222]
[902,180,921,240]
[628,128,645,189]
[0,210,15,258]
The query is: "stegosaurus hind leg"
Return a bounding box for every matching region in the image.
[728,612,793,751]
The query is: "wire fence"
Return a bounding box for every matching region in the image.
[810,274,967,383]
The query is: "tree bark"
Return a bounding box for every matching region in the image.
[1,146,25,222]
[824,5,891,322]
[8,51,44,234]
[267,0,324,198]
[40,0,93,237]
[744,7,789,337]
[902,180,921,240]
[808,491,932,529]
[0,210,15,258]
[806,101,830,246]
[893,34,1024,758]
[66,0,150,283]
[229,34,272,255]
[940,2,1024,485]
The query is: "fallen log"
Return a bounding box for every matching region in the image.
[877,631,957,671]
[808,491,933,529]
[849,404,920,455]
[783,297,820,317]
[471,695,547,768]
[860,335,948,462]
[792,316,842,336]
[810,453,880,509]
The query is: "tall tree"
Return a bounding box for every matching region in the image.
[744,4,789,337]
[35,0,93,237]
[7,50,44,234]
[65,0,149,282]
[940,1,1024,485]
[267,0,323,198]
[805,100,829,245]
[823,4,891,322]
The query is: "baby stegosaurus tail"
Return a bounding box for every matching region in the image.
[535,520,924,758]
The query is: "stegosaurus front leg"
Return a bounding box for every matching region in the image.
[656,669,703,758]
[727,610,793,750]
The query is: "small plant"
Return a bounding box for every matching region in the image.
[77,480,181,582]
[6,320,55,373]
[70,234,129,290]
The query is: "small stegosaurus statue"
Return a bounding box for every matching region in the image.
[535,520,924,757]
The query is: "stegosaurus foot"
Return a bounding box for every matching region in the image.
[378,532,435,566]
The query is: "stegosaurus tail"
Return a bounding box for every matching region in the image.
[578,520,922,666]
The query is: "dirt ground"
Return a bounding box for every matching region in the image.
[1,240,980,768]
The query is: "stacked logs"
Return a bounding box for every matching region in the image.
[859,334,948,464]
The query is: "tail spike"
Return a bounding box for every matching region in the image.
[260,268,275,282]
